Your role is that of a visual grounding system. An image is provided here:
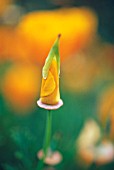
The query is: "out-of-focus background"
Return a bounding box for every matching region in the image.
[0,0,114,170]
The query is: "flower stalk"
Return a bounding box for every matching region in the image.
[36,110,52,170]
[43,110,52,156]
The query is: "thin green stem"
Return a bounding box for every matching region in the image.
[43,110,52,156]
[36,110,52,170]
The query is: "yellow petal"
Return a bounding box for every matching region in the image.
[41,71,56,97]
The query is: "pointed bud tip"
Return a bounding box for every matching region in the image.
[58,34,61,39]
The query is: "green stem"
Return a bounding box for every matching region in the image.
[36,110,52,170]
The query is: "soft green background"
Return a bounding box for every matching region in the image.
[0,0,114,169]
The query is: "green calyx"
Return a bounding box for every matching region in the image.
[42,34,61,79]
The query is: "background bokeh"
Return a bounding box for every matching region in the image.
[0,0,114,170]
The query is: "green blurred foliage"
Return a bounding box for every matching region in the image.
[0,0,114,170]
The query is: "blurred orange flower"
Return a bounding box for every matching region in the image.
[17,7,97,64]
[62,52,101,92]
[0,0,12,16]
[1,63,41,113]
[0,26,30,63]
[99,87,114,140]
[76,120,114,166]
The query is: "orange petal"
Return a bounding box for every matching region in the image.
[41,71,56,97]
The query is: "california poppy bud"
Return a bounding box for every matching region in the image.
[40,58,60,105]
[40,35,61,105]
